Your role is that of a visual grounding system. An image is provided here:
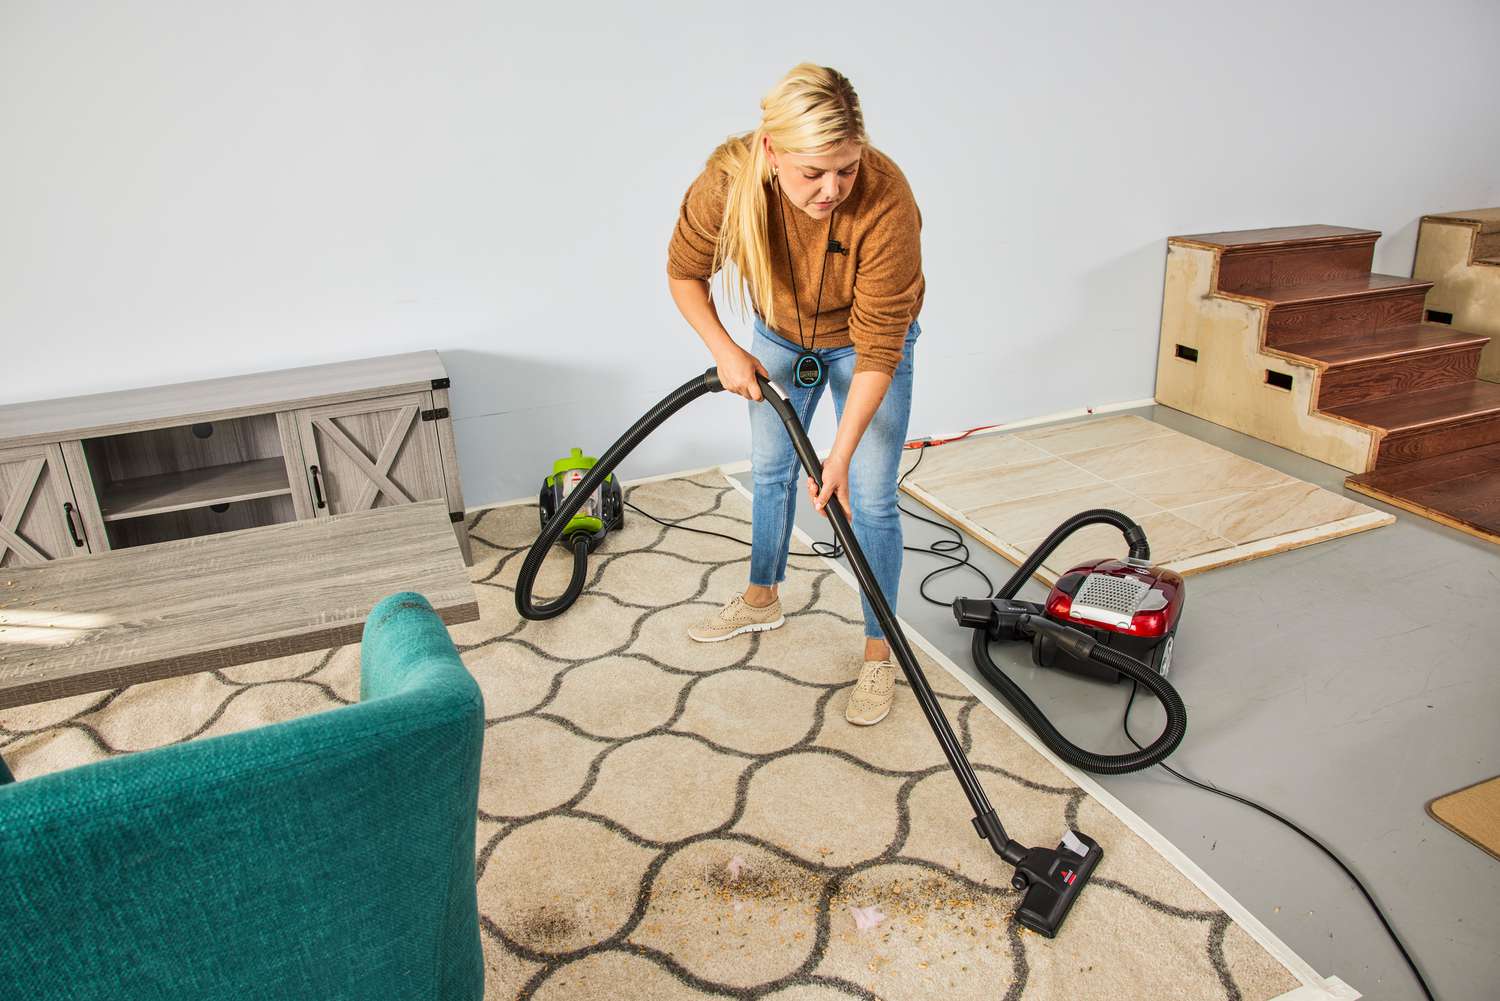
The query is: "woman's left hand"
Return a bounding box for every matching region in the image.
[808,450,852,518]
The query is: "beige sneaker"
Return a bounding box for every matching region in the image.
[687,594,785,643]
[845,659,897,725]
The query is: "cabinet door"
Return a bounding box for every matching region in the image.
[293,393,446,516]
[0,443,91,566]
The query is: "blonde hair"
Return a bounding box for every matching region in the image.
[703,63,867,327]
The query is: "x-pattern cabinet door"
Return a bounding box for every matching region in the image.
[293,393,447,517]
[0,443,91,566]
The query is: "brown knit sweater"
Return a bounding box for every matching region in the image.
[666,139,925,377]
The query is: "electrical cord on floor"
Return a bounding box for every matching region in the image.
[627,441,995,603]
[1122,681,1437,1001]
[797,441,997,604]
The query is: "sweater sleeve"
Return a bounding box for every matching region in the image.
[666,164,730,281]
[848,186,923,376]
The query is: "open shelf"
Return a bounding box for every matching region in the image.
[99,458,293,522]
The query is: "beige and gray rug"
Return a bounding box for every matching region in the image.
[1,471,1341,1000]
[900,414,1392,584]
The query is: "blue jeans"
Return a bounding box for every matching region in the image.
[748,315,920,640]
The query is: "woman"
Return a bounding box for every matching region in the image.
[666,63,924,727]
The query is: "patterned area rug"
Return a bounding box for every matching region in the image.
[1,471,1331,1000]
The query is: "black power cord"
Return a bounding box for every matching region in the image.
[1123,681,1436,1001]
[797,441,996,603]
[627,442,995,603]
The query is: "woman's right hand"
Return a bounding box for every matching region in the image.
[715,346,768,402]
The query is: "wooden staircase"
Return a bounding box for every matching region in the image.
[1155,224,1500,544]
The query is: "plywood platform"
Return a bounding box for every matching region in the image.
[899,414,1393,585]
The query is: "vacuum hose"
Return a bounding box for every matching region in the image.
[967,508,1188,774]
[515,369,1042,870]
[969,623,1187,774]
[997,508,1150,600]
[515,372,717,619]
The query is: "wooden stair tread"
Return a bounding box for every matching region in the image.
[1422,207,1500,233]
[1235,273,1431,306]
[1324,380,1500,432]
[1347,441,1500,491]
[1172,225,1379,250]
[1282,323,1489,367]
[1477,255,1500,267]
[1347,442,1500,544]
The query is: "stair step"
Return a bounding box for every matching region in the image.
[1254,274,1433,348]
[1239,273,1432,306]
[1288,323,1489,366]
[1174,226,1381,294]
[1422,208,1500,235]
[1346,441,1500,544]
[1326,381,1500,467]
[1328,380,1500,432]
[1293,324,1488,409]
[1424,208,1500,259]
[1174,225,1381,249]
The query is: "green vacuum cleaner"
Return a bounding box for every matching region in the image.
[533,448,624,612]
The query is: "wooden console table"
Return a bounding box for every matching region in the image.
[0,500,478,710]
[0,351,472,569]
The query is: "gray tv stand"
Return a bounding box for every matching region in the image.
[0,351,472,568]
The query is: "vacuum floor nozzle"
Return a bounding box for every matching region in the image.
[1012,830,1103,938]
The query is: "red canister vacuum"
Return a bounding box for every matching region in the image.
[952,509,1188,775]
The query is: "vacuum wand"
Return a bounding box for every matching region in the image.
[743,372,1103,936]
[515,366,1102,937]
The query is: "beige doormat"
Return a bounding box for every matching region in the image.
[0,470,1354,1000]
[1427,776,1500,861]
[899,414,1393,584]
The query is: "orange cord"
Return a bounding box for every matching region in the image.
[902,423,1003,450]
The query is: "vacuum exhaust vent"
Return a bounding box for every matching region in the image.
[1071,572,1150,629]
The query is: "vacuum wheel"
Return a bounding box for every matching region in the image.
[538,485,555,528]
[1151,634,1174,677]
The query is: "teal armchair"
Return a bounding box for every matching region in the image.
[0,592,485,1001]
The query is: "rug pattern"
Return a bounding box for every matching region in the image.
[0,472,1303,1000]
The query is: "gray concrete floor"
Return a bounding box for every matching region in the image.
[731,404,1499,1001]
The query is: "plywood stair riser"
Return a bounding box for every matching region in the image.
[1413,209,1500,383]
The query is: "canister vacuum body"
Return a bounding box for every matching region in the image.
[953,509,1189,776]
[1035,557,1184,680]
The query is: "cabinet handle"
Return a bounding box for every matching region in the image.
[63,502,85,548]
[310,465,326,509]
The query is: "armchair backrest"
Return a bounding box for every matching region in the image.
[0,592,485,1001]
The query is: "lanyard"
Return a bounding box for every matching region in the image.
[773,178,837,387]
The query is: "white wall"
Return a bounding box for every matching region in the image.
[4,1,1498,506]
